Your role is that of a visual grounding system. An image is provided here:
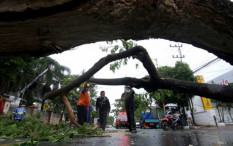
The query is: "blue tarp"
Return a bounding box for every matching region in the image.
[141,112,153,119]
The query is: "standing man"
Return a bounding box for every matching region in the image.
[11,101,26,122]
[77,82,90,126]
[185,107,193,126]
[121,86,137,133]
[96,91,110,131]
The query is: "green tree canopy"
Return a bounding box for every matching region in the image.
[151,61,195,107]
[0,57,70,106]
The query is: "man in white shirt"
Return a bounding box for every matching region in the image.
[185,108,193,126]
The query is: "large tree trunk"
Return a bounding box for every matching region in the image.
[0,0,232,65]
[43,46,233,103]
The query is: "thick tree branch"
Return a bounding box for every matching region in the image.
[43,46,151,100]
[89,77,233,103]
[89,77,151,89]
[159,78,233,103]
[61,94,81,128]
[44,45,232,104]
[134,50,160,81]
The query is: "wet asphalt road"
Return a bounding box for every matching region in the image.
[37,127,233,146]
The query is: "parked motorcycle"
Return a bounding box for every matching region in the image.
[161,112,182,131]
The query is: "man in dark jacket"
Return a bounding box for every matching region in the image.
[96,91,110,131]
[121,86,137,133]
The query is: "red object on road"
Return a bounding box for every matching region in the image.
[115,112,129,129]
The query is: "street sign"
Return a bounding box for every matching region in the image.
[43,103,50,111]
[196,75,213,110]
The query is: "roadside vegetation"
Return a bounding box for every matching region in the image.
[0,114,103,145]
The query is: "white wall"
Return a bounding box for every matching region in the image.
[192,96,204,113]
[193,109,216,126]
[212,101,233,123]
[191,70,233,126]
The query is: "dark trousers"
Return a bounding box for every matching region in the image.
[126,106,136,131]
[77,105,87,126]
[99,111,107,131]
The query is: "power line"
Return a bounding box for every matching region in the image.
[195,68,233,74]
[193,57,220,73]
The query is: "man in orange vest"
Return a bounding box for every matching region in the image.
[77,82,90,125]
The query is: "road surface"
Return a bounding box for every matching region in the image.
[37,126,233,146]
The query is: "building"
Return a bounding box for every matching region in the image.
[191,70,233,126]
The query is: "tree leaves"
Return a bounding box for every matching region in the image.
[151,61,195,107]
[100,40,137,72]
[0,115,104,144]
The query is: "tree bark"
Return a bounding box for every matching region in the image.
[61,94,81,128]
[43,46,233,103]
[0,0,232,65]
[89,77,233,102]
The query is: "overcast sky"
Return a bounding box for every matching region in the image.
[50,39,233,112]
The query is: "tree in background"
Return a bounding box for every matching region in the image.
[112,93,151,122]
[150,61,195,108]
[0,57,70,106]
[0,58,32,94]
[24,57,70,106]
[112,99,125,117]
[134,93,151,122]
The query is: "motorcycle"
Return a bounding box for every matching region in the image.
[161,112,182,131]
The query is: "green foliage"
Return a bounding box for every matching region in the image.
[100,40,137,72]
[112,99,125,117]
[60,75,80,111]
[106,116,114,125]
[0,57,70,106]
[0,115,103,145]
[125,132,131,136]
[151,61,195,107]
[112,93,151,121]
[134,93,151,121]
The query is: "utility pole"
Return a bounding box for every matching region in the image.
[170,42,185,62]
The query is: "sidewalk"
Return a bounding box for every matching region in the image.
[184,123,233,130]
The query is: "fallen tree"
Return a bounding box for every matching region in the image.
[0,0,232,65]
[43,46,233,127]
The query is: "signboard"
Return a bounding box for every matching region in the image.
[195,75,213,110]
[43,103,50,111]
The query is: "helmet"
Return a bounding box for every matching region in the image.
[82,83,90,88]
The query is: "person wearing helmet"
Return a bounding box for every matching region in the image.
[77,82,90,125]
[11,101,26,122]
[121,86,137,133]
